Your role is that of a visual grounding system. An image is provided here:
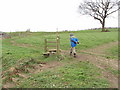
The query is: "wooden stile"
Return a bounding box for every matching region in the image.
[47,41,57,43]
[44,35,60,55]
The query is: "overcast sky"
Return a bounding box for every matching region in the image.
[0,0,118,32]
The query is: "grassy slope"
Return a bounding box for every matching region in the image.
[105,46,118,59]
[60,29,118,51]
[17,61,109,88]
[2,29,118,88]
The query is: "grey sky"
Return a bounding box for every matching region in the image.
[0,0,118,32]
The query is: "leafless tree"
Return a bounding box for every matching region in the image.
[79,0,120,31]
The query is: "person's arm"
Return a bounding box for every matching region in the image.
[71,40,76,43]
[71,39,77,44]
[76,38,79,44]
[77,42,79,44]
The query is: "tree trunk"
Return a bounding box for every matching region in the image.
[101,18,105,32]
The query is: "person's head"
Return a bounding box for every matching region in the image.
[70,33,74,37]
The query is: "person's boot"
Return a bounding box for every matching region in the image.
[74,53,76,58]
[70,52,72,56]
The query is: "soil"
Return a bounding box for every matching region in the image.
[77,41,118,88]
[80,41,118,56]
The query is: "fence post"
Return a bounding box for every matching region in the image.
[45,39,47,52]
[56,35,60,55]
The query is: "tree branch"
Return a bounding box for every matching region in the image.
[107,8,119,16]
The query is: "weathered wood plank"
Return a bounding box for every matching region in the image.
[44,39,47,52]
[47,41,57,43]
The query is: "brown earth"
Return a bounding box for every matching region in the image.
[77,41,118,88]
[10,40,33,48]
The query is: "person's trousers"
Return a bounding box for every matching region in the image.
[70,47,76,54]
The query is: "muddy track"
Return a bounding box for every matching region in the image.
[76,54,118,88]
[62,41,118,88]
[80,41,118,56]
[77,41,118,88]
[10,40,33,48]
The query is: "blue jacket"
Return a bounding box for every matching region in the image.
[70,37,78,47]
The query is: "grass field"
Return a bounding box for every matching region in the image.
[17,61,109,88]
[1,28,118,88]
[105,46,118,59]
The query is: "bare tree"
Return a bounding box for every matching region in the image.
[79,0,120,31]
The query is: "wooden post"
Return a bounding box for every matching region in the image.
[56,28,60,55]
[45,39,47,52]
[56,35,60,55]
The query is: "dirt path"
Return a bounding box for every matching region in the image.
[3,41,118,88]
[77,41,118,88]
[76,54,118,88]
[33,61,64,74]
[62,41,118,88]
[80,41,118,57]
[10,40,33,48]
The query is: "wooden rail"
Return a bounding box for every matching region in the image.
[47,41,57,43]
[44,35,60,55]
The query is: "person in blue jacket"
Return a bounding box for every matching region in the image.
[70,33,79,57]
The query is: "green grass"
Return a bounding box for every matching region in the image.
[16,61,109,88]
[2,39,42,71]
[2,29,118,88]
[105,46,118,59]
[106,67,119,76]
[60,30,118,51]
